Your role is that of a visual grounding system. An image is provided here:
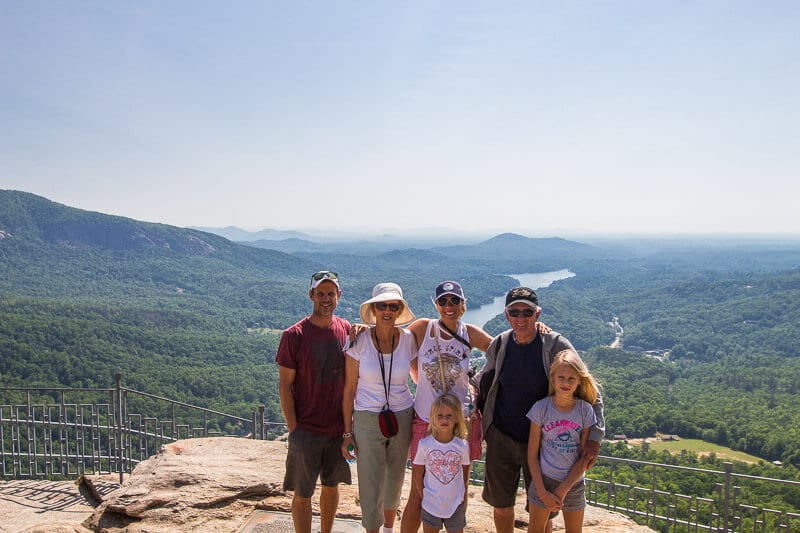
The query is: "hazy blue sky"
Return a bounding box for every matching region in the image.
[2,2,798,236]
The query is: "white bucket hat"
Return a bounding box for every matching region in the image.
[359,282,416,326]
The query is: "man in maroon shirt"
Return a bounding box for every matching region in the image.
[276,271,353,533]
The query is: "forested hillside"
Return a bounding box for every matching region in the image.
[527,263,800,466]
[2,189,800,471]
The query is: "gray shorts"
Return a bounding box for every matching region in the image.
[284,426,351,498]
[528,476,586,512]
[421,500,467,531]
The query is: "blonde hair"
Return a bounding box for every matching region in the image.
[427,393,469,440]
[548,349,600,405]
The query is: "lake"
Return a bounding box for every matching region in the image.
[461,269,575,328]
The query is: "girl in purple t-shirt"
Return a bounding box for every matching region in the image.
[526,349,600,533]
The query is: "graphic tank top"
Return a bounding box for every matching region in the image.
[414,320,474,421]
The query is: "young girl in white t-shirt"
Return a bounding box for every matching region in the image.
[412,393,471,533]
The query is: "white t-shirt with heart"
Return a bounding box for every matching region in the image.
[413,434,470,519]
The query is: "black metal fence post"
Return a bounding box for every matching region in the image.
[115,373,124,484]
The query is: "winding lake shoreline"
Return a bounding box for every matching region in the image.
[461,269,575,328]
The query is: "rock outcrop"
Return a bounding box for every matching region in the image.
[79,436,653,532]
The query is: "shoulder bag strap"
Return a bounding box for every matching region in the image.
[438,320,471,350]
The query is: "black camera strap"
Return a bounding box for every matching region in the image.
[373,328,395,410]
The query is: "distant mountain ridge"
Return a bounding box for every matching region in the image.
[210,226,612,262]
[0,190,601,261]
[196,225,489,244]
[430,232,611,263]
[0,189,615,328]
[190,226,311,242]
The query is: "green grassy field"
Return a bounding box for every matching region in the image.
[633,437,767,464]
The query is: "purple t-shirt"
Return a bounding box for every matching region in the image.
[276,316,351,435]
[527,396,596,481]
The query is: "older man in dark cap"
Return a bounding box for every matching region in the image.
[476,287,605,533]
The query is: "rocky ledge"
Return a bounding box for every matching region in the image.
[4,437,655,532]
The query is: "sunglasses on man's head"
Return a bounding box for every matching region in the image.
[311,271,338,282]
[507,308,535,318]
[374,302,401,312]
[436,296,462,307]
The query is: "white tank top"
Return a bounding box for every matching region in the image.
[414,320,474,421]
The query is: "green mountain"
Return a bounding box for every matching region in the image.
[0,190,323,313]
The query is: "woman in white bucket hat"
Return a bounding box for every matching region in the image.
[342,282,418,533]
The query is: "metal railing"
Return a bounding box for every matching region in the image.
[584,455,800,532]
[466,455,800,533]
[0,374,284,483]
[3,380,798,532]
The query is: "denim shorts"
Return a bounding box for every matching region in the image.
[528,475,586,512]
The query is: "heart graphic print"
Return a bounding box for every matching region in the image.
[427,449,462,485]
